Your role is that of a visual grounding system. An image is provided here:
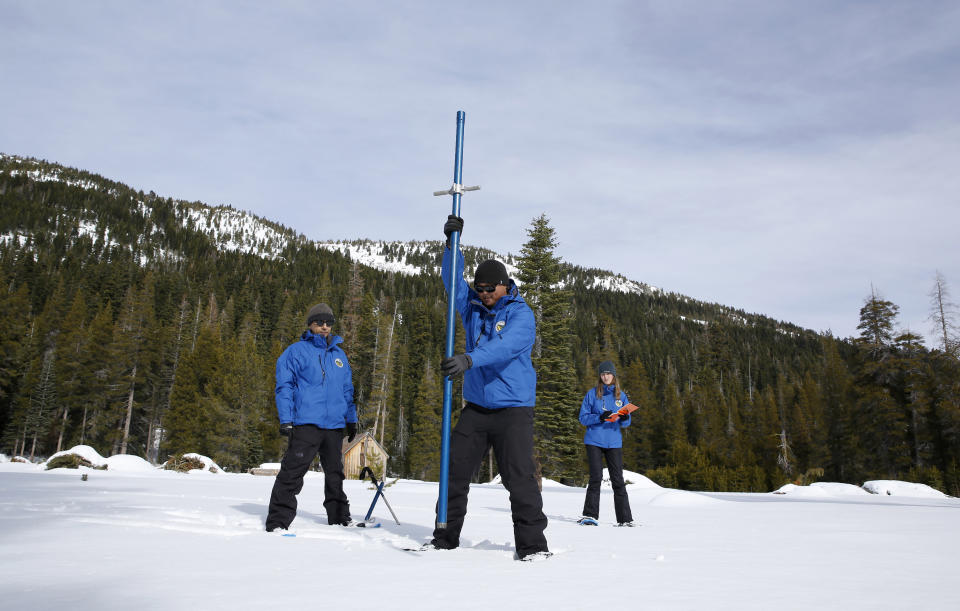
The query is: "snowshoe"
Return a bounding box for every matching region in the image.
[518,551,553,562]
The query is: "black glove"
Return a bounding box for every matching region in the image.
[346,422,357,443]
[443,215,464,246]
[599,410,613,422]
[441,353,472,377]
[279,422,294,437]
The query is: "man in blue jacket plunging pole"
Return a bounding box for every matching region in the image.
[266,303,358,532]
[430,215,550,560]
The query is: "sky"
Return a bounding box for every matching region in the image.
[3,449,958,609]
[2,1,960,344]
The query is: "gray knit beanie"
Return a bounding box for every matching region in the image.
[305,303,334,326]
[598,360,617,376]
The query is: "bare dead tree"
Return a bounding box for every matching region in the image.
[929,271,959,356]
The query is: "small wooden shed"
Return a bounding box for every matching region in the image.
[341,431,390,479]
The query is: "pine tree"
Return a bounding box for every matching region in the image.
[792,371,829,472]
[148,296,191,464]
[393,300,439,476]
[661,380,686,457]
[516,214,581,483]
[81,302,115,450]
[0,284,32,448]
[211,312,270,471]
[854,293,910,477]
[24,346,58,459]
[340,261,365,347]
[5,288,66,457]
[750,385,781,480]
[856,289,899,359]
[619,358,657,471]
[109,282,155,455]
[369,298,399,446]
[926,352,960,492]
[821,336,863,482]
[407,360,443,480]
[390,340,411,473]
[164,323,224,458]
[855,379,908,477]
[53,290,89,452]
[689,367,727,456]
[351,291,379,429]
[270,293,305,361]
[893,331,933,469]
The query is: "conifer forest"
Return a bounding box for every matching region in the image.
[2,155,959,494]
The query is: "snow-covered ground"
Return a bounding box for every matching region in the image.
[1,449,957,610]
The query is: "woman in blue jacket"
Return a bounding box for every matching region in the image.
[578,360,634,527]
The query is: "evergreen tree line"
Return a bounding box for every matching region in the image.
[2,157,958,494]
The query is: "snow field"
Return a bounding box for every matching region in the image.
[1,452,958,610]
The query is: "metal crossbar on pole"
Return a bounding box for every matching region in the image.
[432,110,479,529]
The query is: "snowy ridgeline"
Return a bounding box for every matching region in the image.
[3,156,661,297]
[3,160,105,192]
[315,240,660,297]
[2,445,948,500]
[2,156,292,262]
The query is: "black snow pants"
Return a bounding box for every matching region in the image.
[582,444,633,523]
[431,403,549,558]
[266,425,350,530]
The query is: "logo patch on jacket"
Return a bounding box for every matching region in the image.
[335,358,344,368]
[615,400,623,408]
[495,320,506,332]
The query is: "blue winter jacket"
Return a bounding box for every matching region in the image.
[275,331,358,429]
[442,245,537,408]
[579,385,631,449]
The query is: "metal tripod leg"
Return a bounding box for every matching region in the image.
[360,467,401,525]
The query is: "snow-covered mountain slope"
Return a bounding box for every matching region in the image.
[2,153,296,262]
[2,154,659,296]
[314,238,660,298]
[179,203,294,259]
[3,153,793,332]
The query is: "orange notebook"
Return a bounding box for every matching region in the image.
[604,403,638,422]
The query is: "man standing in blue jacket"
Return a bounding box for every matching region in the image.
[430,215,550,560]
[266,303,358,532]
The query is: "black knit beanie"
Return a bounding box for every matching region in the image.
[598,360,617,376]
[305,303,334,326]
[474,259,509,286]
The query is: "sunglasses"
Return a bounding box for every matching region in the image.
[474,284,500,294]
[313,318,335,327]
